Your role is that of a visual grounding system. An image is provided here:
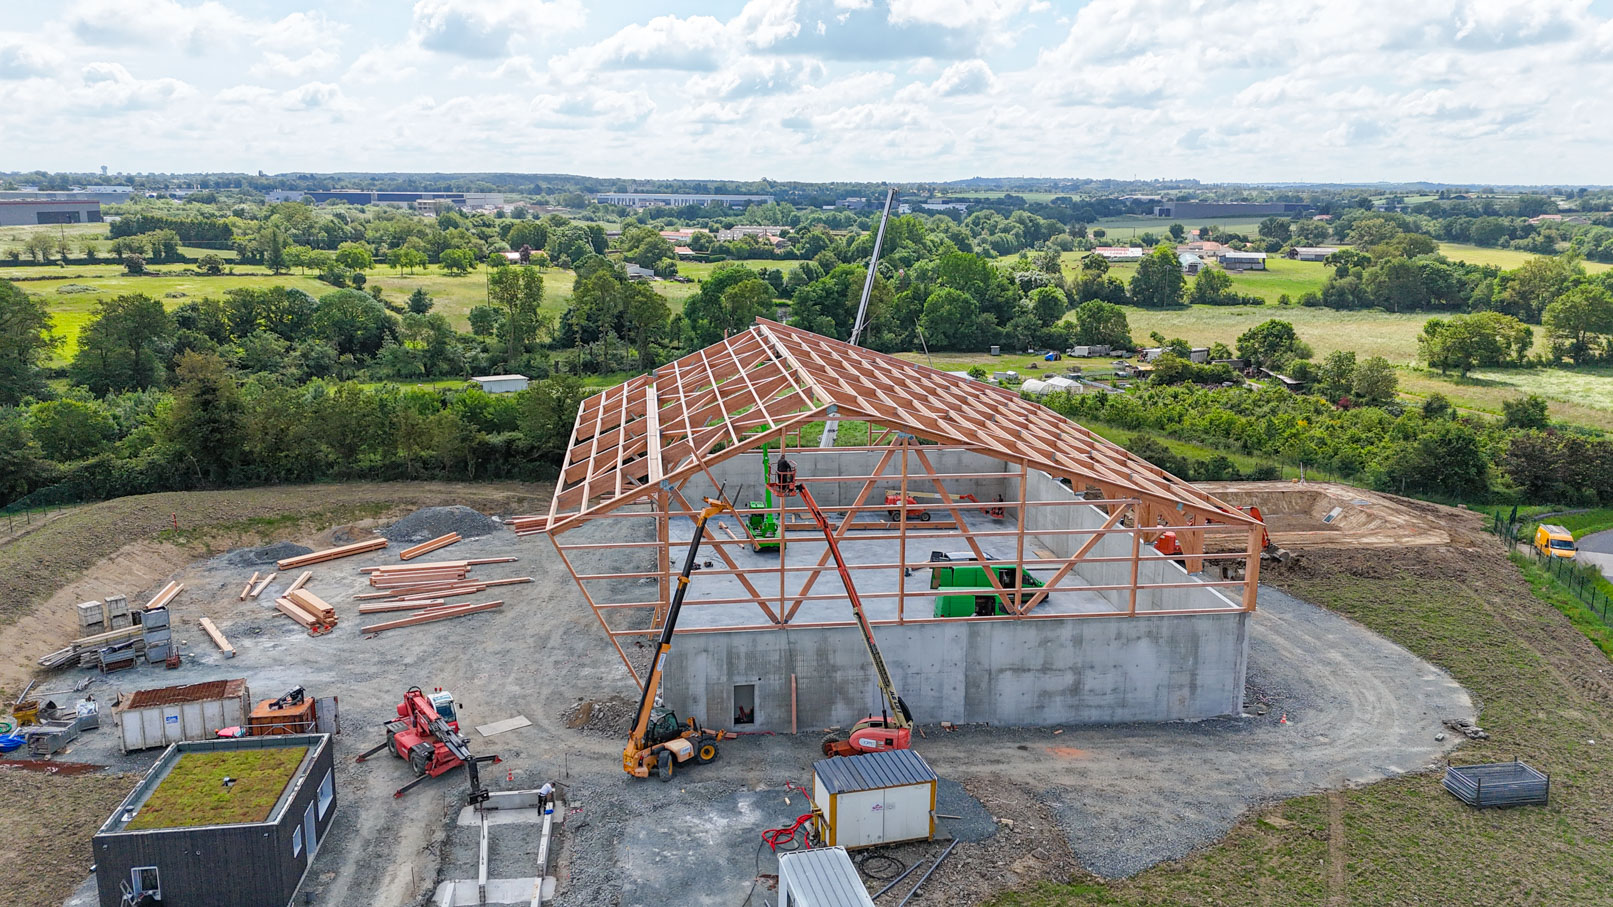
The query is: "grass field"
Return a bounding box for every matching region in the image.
[1061,254,1333,304]
[990,542,1613,906]
[1093,215,1267,237]
[1438,242,1612,273]
[126,747,307,830]
[1397,367,1613,432]
[1116,303,1432,363]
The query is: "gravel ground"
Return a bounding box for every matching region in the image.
[380,505,503,542]
[25,503,1476,906]
[218,542,313,568]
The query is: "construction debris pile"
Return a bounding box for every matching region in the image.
[38,585,182,671]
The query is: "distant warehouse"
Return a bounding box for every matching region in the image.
[266,189,504,208]
[0,199,102,226]
[594,192,774,208]
[1152,201,1310,218]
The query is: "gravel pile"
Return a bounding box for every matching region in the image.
[218,542,312,568]
[380,506,502,543]
[560,696,637,738]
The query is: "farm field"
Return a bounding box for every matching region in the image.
[1116,303,1432,364]
[1093,214,1267,236]
[1438,241,1611,273]
[1061,253,1332,304]
[1397,367,1613,432]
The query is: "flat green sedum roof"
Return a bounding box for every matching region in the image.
[126,747,307,830]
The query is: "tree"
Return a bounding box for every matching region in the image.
[122,253,146,275]
[264,228,287,274]
[392,248,428,275]
[197,253,224,275]
[26,398,115,461]
[1258,217,1292,242]
[1129,245,1185,308]
[620,226,676,269]
[1542,284,1613,364]
[1168,223,1186,241]
[312,289,398,357]
[334,241,374,271]
[68,294,175,393]
[1187,268,1234,306]
[624,282,671,371]
[0,279,58,405]
[1291,219,1331,246]
[440,248,476,275]
[488,266,546,368]
[166,351,245,484]
[1027,286,1065,326]
[468,304,503,337]
[919,287,982,350]
[1501,394,1549,430]
[1316,349,1357,402]
[1418,313,1531,376]
[1236,319,1312,370]
[23,233,53,263]
[1072,300,1131,348]
[1350,355,1398,407]
[407,287,434,315]
[1491,254,1582,323]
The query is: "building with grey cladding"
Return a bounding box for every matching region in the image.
[0,199,102,225]
[594,191,775,208]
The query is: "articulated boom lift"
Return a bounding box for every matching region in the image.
[769,455,914,757]
[622,498,729,781]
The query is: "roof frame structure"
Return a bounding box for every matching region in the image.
[540,320,1266,687]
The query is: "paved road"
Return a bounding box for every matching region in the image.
[1578,529,1613,581]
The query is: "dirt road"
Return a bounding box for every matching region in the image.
[1577,529,1613,582]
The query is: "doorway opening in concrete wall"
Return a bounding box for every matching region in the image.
[734,685,755,725]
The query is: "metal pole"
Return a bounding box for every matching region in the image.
[896,839,958,907]
[873,854,929,900]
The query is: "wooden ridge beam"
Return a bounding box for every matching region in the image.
[248,572,277,600]
[399,533,462,560]
[277,538,387,570]
[239,572,259,601]
[198,617,235,658]
[145,581,183,611]
[361,600,503,634]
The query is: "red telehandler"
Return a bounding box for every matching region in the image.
[355,686,500,803]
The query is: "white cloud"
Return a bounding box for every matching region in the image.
[932,59,994,96]
[251,49,339,81]
[0,40,65,79]
[411,0,587,58]
[345,46,416,84]
[552,14,727,74]
[69,62,193,110]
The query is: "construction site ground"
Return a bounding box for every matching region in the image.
[0,483,1508,907]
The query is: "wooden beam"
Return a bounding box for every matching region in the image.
[277,538,387,570]
[1016,502,1132,614]
[357,599,446,614]
[400,533,462,560]
[248,572,278,600]
[287,571,313,594]
[145,581,183,611]
[239,572,259,601]
[361,600,503,634]
[198,617,235,657]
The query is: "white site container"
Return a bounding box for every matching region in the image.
[117,678,251,753]
[811,749,937,849]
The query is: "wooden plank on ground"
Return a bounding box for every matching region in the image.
[248,572,278,599]
[239,572,260,601]
[474,715,531,737]
[287,590,336,620]
[277,538,387,570]
[145,581,183,610]
[275,597,319,629]
[357,599,447,614]
[400,533,461,560]
[287,571,313,593]
[198,617,235,657]
[361,601,502,634]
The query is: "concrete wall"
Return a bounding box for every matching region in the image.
[663,610,1249,731]
[687,447,1011,510]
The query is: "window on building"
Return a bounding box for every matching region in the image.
[292,825,303,857]
[131,866,160,897]
[318,770,334,819]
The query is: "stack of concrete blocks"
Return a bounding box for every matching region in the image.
[142,606,172,664]
[75,595,134,635]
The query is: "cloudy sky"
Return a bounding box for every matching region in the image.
[3,0,1612,184]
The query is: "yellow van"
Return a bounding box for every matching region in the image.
[1535,523,1577,559]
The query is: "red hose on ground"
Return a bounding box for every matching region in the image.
[763,813,816,852]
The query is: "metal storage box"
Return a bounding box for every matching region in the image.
[811,749,937,849]
[778,847,876,907]
[117,678,251,752]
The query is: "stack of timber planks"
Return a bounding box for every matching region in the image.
[277,538,387,570]
[38,623,146,670]
[143,581,183,611]
[356,559,528,605]
[275,589,339,635]
[510,515,549,536]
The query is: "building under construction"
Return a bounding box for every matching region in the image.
[539,320,1266,732]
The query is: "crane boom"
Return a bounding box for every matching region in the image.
[625,499,733,760]
[822,186,896,448]
[770,457,909,729]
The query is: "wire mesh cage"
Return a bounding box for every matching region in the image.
[1443,759,1549,808]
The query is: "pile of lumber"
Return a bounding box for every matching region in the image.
[198,617,235,658]
[400,532,462,560]
[274,589,339,635]
[277,538,387,570]
[361,600,503,635]
[511,515,549,536]
[355,559,528,603]
[38,624,145,670]
[143,581,183,611]
[238,572,277,601]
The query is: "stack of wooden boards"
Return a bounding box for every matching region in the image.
[38,623,146,669]
[510,515,549,536]
[275,589,339,635]
[354,558,529,634]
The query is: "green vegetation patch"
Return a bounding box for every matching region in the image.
[127,747,307,830]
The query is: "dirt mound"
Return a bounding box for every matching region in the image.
[218,542,313,568]
[380,506,502,543]
[561,696,636,738]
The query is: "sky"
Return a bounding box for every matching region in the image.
[3,0,1613,185]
